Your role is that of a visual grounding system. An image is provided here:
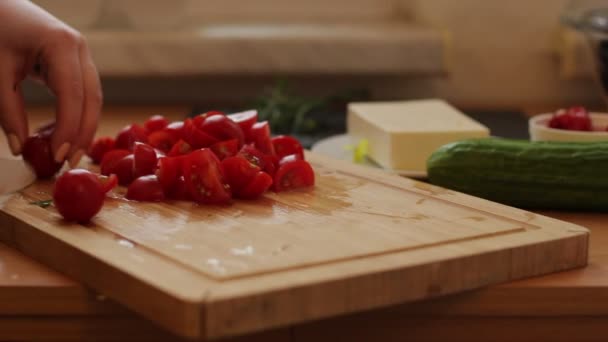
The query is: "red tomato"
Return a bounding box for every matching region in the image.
[221,156,260,192]
[156,156,184,194]
[183,119,218,148]
[100,149,131,176]
[22,133,63,179]
[238,145,276,176]
[274,159,315,192]
[113,154,135,186]
[278,153,303,166]
[133,142,158,178]
[168,139,193,157]
[192,110,225,128]
[548,106,592,131]
[115,124,148,150]
[227,110,257,137]
[88,137,116,164]
[272,135,304,160]
[98,174,118,193]
[166,176,191,200]
[210,139,238,160]
[147,130,178,153]
[249,121,275,155]
[200,115,245,148]
[164,121,185,140]
[237,171,273,199]
[183,149,231,204]
[144,115,169,132]
[53,169,106,223]
[126,175,165,202]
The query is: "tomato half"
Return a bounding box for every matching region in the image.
[237,171,273,199]
[183,149,231,204]
[227,110,257,138]
[200,115,245,148]
[144,115,169,132]
[126,175,165,202]
[88,136,116,164]
[192,110,225,128]
[238,144,276,176]
[166,176,191,201]
[133,142,158,178]
[22,133,63,179]
[272,135,304,160]
[221,156,260,192]
[53,169,106,223]
[98,174,118,194]
[164,121,186,140]
[274,159,315,192]
[249,121,275,155]
[100,149,131,176]
[210,139,238,160]
[115,124,148,150]
[113,154,136,186]
[168,139,193,157]
[147,130,178,153]
[183,119,218,148]
[156,156,182,194]
[278,153,303,166]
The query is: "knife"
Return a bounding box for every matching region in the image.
[0,158,37,195]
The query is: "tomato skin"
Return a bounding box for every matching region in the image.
[249,121,275,155]
[100,149,131,176]
[22,133,64,179]
[53,169,106,223]
[210,139,239,160]
[274,159,315,192]
[126,175,165,202]
[227,110,257,137]
[147,130,178,153]
[183,149,231,204]
[166,176,191,200]
[272,135,304,160]
[200,115,245,148]
[168,139,192,157]
[144,115,169,132]
[183,119,219,148]
[113,154,136,186]
[278,153,303,166]
[98,174,118,194]
[221,156,261,192]
[192,111,225,128]
[156,156,183,194]
[237,171,273,199]
[133,142,158,178]
[88,137,116,164]
[115,124,148,150]
[238,144,276,176]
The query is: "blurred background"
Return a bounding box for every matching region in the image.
[23,0,608,143]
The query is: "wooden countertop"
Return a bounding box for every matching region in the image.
[1,105,608,341]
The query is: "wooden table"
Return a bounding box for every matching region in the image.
[1,106,607,342]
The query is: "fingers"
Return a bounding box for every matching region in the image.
[0,58,28,156]
[68,43,102,168]
[41,28,84,163]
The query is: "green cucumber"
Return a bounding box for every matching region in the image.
[426,138,608,211]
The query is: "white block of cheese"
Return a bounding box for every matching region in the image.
[346,99,490,172]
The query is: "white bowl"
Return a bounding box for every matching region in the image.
[529,112,608,142]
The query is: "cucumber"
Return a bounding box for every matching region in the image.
[426,138,608,211]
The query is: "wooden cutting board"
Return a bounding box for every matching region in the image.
[0,152,589,340]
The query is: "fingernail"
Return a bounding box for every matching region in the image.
[54,142,71,163]
[7,134,21,155]
[68,149,85,168]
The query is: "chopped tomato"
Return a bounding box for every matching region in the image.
[210,139,239,160]
[98,174,118,194]
[166,176,191,200]
[238,144,276,176]
[164,121,186,140]
[192,110,225,128]
[183,119,219,148]
[156,156,183,194]
[278,153,303,166]
[144,115,169,132]
[274,159,315,192]
[221,156,260,192]
[249,121,275,155]
[237,171,273,199]
[113,154,136,186]
[126,175,165,202]
[147,130,178,153]
[227,110,257,138]
[168,139,193,157]
[200,115,245,148]
[53,169,106,223]
[183,149,231,204]
[133,142,158,177]
[115,124,148,150]
[88,137,116,164]
[272,135,304,160]
[100,149,131,176]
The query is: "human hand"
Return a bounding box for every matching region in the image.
[0,0,102,167]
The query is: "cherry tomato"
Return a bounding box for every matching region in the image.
[274,159,315,192]
[133,142,158,178]
[144,115,169,132]
[548,106,592,131]
[183,149,231,204]
[148,130,178,153]
[183,119,218,148]
[210,139,238,160]
[200,115,245,148]
[53,169,106,223]
[227,110,257,137]
[192,110,225,128]
[156,155,184,194]
[278,153,303,166]
[237,171,273,199]
[272,135,304,160]
[98,174,118,193]
[164,121,185,139]
[115,124,148,150]
[100,149,131,176]
[238,145,276,176]
[168,139,193,157]
[249,121,275,155]
[166,176,191,201]
[88,137,116,164]
[22,133,64,179]
[221,156,260,192]
[126,175,165,202]
[105,154,135,186]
